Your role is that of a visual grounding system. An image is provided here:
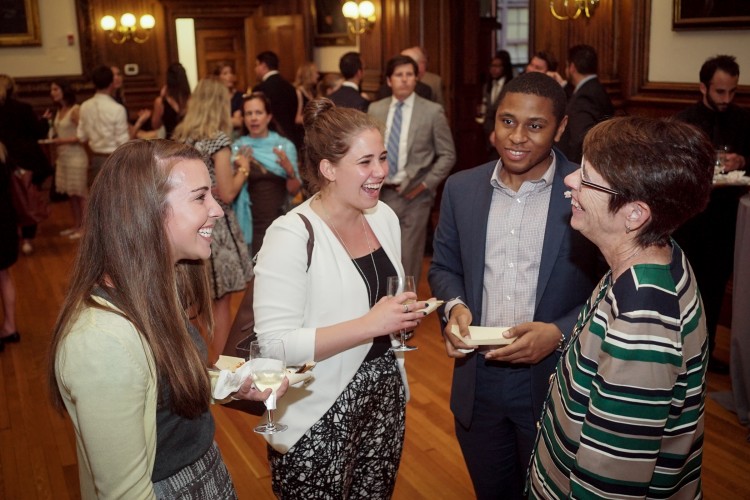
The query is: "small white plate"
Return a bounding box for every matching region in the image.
[713,171,750,186]
[450,325,514,346]
[214,355,313,385]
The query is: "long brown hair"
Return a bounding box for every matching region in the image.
[48,140,214,418]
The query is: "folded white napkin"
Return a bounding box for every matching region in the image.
[211,356,313,404]
[211,360,253,401]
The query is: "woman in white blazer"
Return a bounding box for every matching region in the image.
[253,98,425,498]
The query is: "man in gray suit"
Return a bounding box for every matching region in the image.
[369,54,455,285]
[429,72,601,499]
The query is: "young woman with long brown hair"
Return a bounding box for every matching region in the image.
[173,79,253,360]
[48,140,282,498]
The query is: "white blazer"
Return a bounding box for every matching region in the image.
[253,198,409,453]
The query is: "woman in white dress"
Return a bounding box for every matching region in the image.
[47,80,88,239]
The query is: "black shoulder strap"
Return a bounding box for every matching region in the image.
[297,213,314,272]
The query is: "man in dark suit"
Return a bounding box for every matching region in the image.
[369,55,455,286]
[556,44,613,163]
[253,51,299,146]
[328,52,370,112]
[428,72,601,500]
[673,54,750,374]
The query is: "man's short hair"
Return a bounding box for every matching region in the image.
[256,51,280,71]
[568,44,598,75]
[699,55,740,86]
[534,51,558,72]
[91,65,114,90]
[385,55,418,78]
[497,72,567,125]
[339,52,363,79]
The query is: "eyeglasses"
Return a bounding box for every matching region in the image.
[579,161,621,196]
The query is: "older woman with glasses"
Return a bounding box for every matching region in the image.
[527,116,714,498]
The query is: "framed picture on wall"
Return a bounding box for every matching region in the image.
[0,0,41,46]
[673,0,750,30]
[313,0,355,46]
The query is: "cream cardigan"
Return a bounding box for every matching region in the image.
[55,296,158,499]
[253,199,409,453]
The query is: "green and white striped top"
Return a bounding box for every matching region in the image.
[529,242,707,499]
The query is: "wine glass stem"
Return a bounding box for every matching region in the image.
[266,409,275,429]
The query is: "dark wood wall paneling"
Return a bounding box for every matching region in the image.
[359,0,385,96]
[532,0,624,108]
[450,0,486,171]
[81,0,168,116]
[14,0,750,135]
[532,0,750,117]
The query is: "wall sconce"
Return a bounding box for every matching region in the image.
[342,1,376,37]
[550,0,600,20]
[100,13,155,44]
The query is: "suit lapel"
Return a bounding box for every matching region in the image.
[535,156,570,309]
[469,164,495,320]
[373,100,389,126]
[406,95,423,158]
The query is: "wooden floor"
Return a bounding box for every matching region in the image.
[1,201,749,499]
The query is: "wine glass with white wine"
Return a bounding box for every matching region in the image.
[249,339,288,434]
[387,275,418,352]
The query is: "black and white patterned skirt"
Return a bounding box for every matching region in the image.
[269,350,407,499]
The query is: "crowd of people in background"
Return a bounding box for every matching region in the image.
[0,43,747,499]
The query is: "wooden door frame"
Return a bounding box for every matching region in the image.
[159,0,262,65]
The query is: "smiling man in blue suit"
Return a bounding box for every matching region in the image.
[428,72,602,499]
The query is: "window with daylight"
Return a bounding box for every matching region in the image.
[496,0,529,71]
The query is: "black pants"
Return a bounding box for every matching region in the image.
[674,187,744,354]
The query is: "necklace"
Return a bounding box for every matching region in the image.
[317,195,379,305]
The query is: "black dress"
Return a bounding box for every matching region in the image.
[0,158,19,270]
[248,167,287,255]
[159,97,182,139]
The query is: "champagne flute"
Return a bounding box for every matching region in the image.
[387,275,418,352]
[249,339,288,434]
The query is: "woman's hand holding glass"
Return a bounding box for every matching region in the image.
[387,276,420,351]
[273,145,295,177]
[232,371,289,402]
[232,145,254,175]
[244,339,289,434]
[358,290,422,338]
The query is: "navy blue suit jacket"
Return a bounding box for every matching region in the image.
[557,77,614,164]
[428,150,602,427]
[329,85,369,112]
[254,73,299,145]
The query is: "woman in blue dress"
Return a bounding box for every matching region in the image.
[232,92,301,254]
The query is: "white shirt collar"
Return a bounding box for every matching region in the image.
[390,91,416,108]
[262,70,279,82]
[342,81,359,91]
[574,74,597,93]
[491,151,557,192]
